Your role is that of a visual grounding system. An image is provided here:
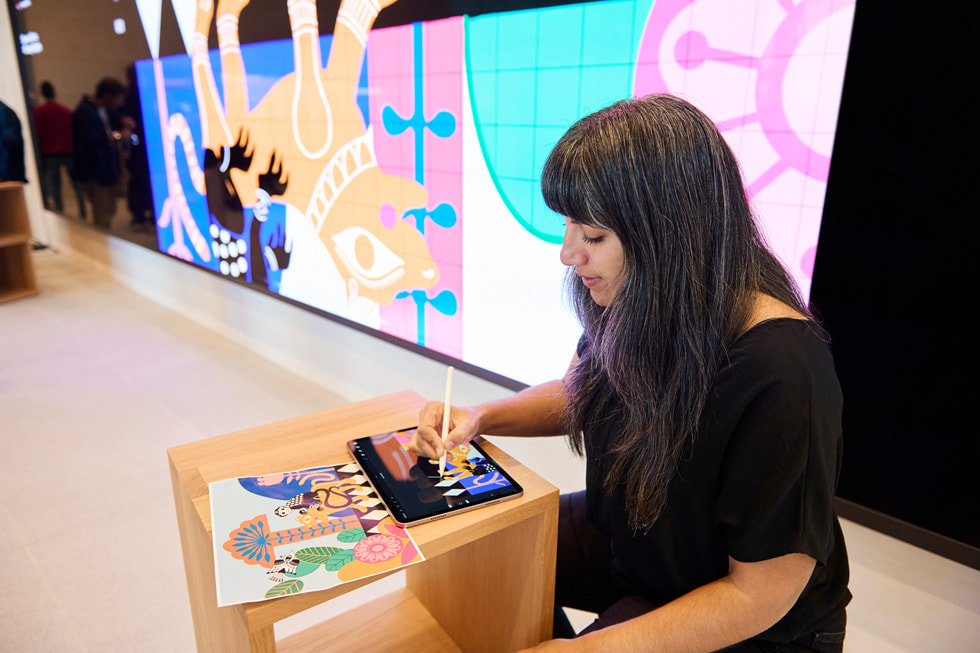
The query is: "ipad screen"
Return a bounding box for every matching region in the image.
[348,428,523,526]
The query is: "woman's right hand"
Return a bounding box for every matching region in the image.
[410,401,482,459]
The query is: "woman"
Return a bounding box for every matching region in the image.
[412,94,850,652]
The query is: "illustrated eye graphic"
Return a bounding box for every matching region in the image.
[331,226,405,286]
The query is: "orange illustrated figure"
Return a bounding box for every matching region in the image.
[192,0,439,306]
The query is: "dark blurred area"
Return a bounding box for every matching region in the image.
[812,0,979,562]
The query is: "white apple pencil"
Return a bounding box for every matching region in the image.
[437,366,454,477]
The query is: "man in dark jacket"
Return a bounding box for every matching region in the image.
[0,99,26,183]
[72,77,127,228]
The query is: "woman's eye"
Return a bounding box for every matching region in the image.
[582,233,603,245]
[330,226,405,284]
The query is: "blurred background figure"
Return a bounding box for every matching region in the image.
[71,77,128,229]
[123,65,153,232]
[0,98,27,182]
[33,81,83,216]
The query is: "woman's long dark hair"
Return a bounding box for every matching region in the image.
[542,94,808,532]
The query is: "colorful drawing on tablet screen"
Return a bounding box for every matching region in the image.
[388,428,511,499]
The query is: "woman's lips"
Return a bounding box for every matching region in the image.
[579,275,601,288]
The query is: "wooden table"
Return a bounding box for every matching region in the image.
[168,391,559,652]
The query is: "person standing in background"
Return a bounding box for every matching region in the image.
[122,66,153,232]
[72,77,128,229]
[33,81,83,216]
[0,99,27,182]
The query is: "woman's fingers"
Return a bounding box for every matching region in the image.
[443,423,470,451]
[411,402,481,458]
[443,406,479,451]
[411,401,448,458]
[415,427,444,459]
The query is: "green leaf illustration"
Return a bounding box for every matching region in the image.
[292,561,320,577]
[324,549,354,571]
[295,546,344,564]
[337,528,366,543]
[265,578,303,599]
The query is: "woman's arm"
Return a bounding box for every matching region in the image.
[411,354,579,459]
[526,552,816,653]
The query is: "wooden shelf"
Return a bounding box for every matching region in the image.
[0,232,30,247]
[277,587,461,653]
[0,182,37,303]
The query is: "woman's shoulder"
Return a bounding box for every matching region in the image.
[735,317,827,359]
[744,293,808,329]
[723,325,836,407]
[717,295,828,377]
[736,294,822,349]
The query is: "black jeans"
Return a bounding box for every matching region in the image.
[553,491,846,652]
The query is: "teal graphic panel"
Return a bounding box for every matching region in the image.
[466,1,654,243]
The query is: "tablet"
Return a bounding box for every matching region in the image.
[347,428,523,527]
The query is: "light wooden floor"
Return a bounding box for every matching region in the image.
[1,248,977,651]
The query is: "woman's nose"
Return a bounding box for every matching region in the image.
[560,228,584,267]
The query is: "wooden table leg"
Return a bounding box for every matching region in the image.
[407,504,559,652]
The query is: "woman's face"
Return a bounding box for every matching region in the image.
[560,218,625,307]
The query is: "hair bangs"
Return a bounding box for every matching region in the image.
[541,132,613,229]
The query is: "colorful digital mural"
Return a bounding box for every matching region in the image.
[133,0,855,386]
[210,461,424,606]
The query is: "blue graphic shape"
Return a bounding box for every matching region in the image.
[428,289,457,316]
[383,106,456,140]
[458,471,510,496]
[380,21,458,188]
[465,1,653,243]
[404,202,457,235]
[395,289,458,348]
[238,467,339,499]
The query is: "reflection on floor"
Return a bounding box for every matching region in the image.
[48,186,159,251]
[1,249,977,651]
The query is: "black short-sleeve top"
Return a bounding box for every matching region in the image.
[583,319,851,642]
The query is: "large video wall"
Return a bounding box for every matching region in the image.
[14,0,856,387]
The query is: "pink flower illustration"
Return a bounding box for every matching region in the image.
[353,534,403,563]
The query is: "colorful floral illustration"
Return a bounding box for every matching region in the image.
[353,534,403,563]
[223,515,275,568]
[210,462,424,607]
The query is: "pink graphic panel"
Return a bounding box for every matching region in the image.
[634,0,855,297]
[369,18,464,358]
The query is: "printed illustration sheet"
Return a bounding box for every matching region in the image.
[209,462,424,607]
